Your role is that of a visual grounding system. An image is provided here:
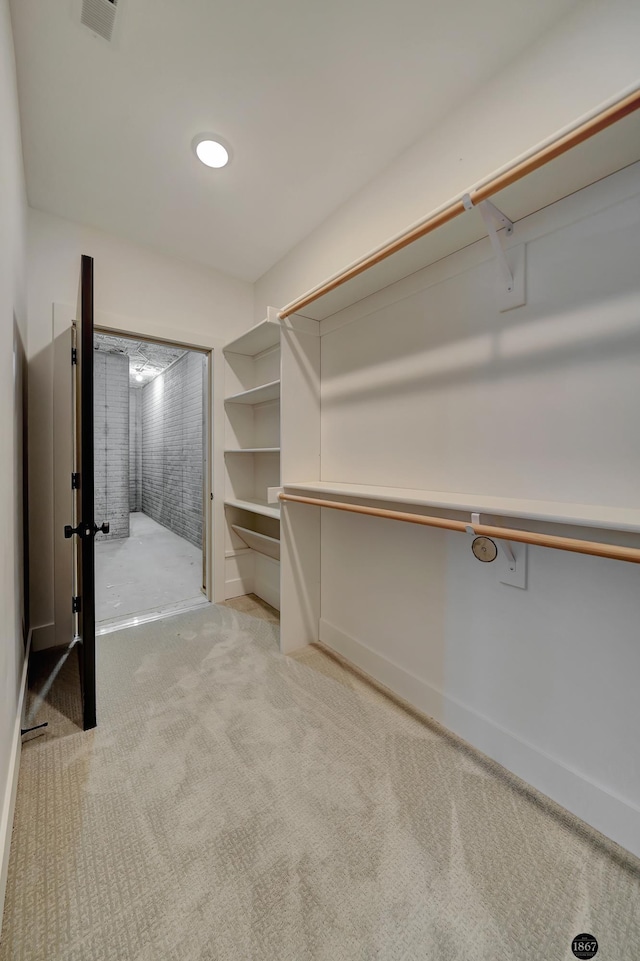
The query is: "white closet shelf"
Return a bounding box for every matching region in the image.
[279,95,640,321]
[231,525,280,561]
[223,318,281,356]
[224,380,280,405]
[225,547,252,559]
[282,481,640,535]
[224,447,280,454]
[224,497,281,520]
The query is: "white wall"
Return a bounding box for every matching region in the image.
[0,0,28,923]
[27,208,253,643]
[254,0,640,318]
[317,164,640,856]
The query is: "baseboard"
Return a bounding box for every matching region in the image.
[253,586,280,611]
[319,618,640,860]
[31,622,56,652]
[254,554,280,612]
[0,629,32,937]
[224,577,254,600]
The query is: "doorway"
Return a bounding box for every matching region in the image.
[93,332,210,631]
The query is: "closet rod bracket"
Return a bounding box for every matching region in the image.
[268,486,284,504]
[465,511,481,535]
[462,193,514,293]
[468,510,518,574]
[498,538,517,572]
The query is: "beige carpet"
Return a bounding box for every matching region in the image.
[2,602,639,960]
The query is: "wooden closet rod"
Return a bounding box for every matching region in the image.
[279,493,640,565]
[279,88,640,319]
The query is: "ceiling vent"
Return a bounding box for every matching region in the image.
[80,0,118,43]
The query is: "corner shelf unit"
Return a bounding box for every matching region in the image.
[222,310,321,621]
[224,315,282,610]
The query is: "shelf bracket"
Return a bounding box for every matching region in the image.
[465,511,481,535]
[497,538,517,572]
[463,194,525,311]
[463,194,514,291]
[498,541,527,589]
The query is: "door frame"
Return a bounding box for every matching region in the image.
[53,304,227,652]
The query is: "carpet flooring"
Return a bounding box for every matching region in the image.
[2,603,639,960]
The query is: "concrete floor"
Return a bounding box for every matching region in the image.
[95,512,206,627]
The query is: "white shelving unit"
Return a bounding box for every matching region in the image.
[223,313,282,609]
[222,309,320,624]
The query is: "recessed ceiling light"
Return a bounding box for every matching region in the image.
[193,135,230,169]
[136,373,143,382]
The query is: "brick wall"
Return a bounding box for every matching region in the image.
[129,388,142,511]
[141,351,204,548]
[94,351,130,540]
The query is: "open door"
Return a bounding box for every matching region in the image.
[76,254,97,730]
[64,255,108,730]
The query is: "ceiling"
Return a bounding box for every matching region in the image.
[94,332,186,386]
[11,0,577,282]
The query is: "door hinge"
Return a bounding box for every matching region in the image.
[72,596,82,614]
[71,472,80,490]
[71,347,78,365]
